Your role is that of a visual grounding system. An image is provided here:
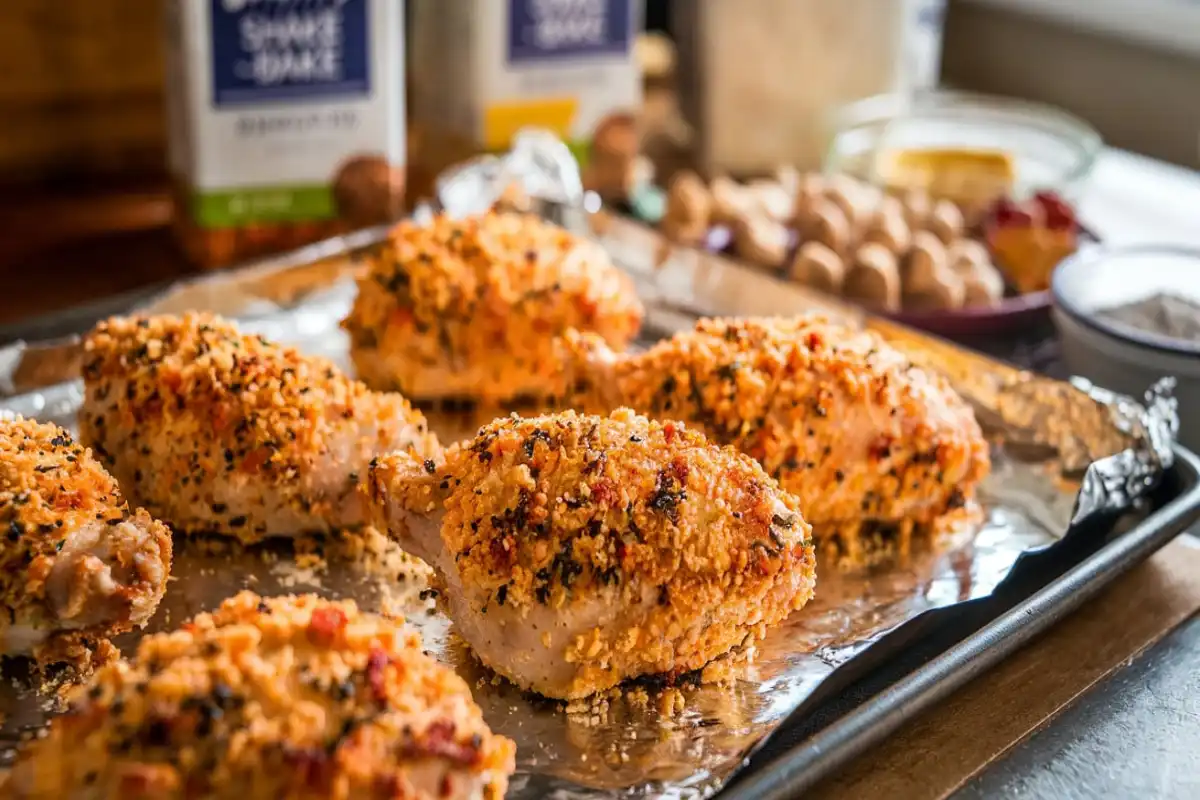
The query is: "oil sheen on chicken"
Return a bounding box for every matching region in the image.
[368,408,817,700]
[554,316,991,565]
[79,313,441,543]
[0,417,172,663]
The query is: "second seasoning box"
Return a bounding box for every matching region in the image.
[165,0,406,269]
[410,0,642,200]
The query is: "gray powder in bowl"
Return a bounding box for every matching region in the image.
[1095,293,1200,344]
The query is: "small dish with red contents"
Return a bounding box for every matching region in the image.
[657,167,1095,336]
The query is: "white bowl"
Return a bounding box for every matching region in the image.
[1052,246,1200,451]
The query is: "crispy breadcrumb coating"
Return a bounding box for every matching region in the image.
[368,409,817,700]
[0,592,515,799]
[0,417,171,663]
[80,313,440,543]
[555,316,992,565]
[342,211,643,404]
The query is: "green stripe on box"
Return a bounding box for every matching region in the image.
[564,139,591,167]
[192,185,335,228]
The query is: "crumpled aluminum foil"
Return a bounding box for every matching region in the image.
[0,129,1182,799]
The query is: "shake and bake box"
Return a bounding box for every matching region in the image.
[410,0,643,201]
[165,0,406,268]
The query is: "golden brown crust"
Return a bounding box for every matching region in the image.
[369,409,817,698]
[558,316,991,565]
[0,417,172,660]
[1,592,516,800]
[342,211,644,404]
[80,313,440,542]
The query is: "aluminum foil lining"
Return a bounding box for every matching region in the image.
[0,129,1183,799]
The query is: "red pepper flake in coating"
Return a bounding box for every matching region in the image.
[306,606,348,647]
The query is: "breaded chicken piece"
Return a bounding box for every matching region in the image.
[342,211,643,404]
[554,317,991,564]
[80,313,440,543]
[0,417,171,662]
[0,592,516,800]
[368,409,816,700]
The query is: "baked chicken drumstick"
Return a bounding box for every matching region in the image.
[368,408,817,700]
[0,417,171,662]
[342,210,643,405]
[555,316,991,565]
[80,313,440,542]
[1,592,516,800]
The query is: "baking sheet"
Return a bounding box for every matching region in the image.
[0,135,1178,798]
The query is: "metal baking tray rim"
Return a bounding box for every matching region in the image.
[719,444,1200,799]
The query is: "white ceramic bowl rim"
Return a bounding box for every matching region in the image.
[1052,244,1200,358]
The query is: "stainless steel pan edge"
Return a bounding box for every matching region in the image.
[717,445,1200,800]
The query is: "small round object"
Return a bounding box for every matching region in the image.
[733,214,790,269]
[927,199,965,245]
[962,262,1006,307]
[333,154,406,228]
[792,172,828,230]
[862,202,912,255]
[591,112,640,163]
[844,242,901,310]
[775,164,802,199]
[946,238,991,274]
[710,176,753,224]
[805,197,852,255]
[824,174,872,230]
[877,194,906,223]
[747,179,795,223]
[900,188,933,230]
[662,169,712,242]
[904,230,950,294]
[905,270,966,311]
[789,241,846,294]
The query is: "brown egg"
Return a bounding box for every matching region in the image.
[962,262,1006,307]
[904,270,966,311]
[844,243,901,311]
[904,230,950,294]
[710,176,753,224]
[824,173,874,230]
[733,214,790,269]
[863,202,913,255]
[746,180,795,223]
[946,238,991,274]
[805,197,852,255]
[661,170,712,244]
[927,199,965,245]
[900,188,933,230]
[789,241,846,294]
[792,172,828,231]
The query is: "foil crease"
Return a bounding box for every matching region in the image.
[0,130,1182,798]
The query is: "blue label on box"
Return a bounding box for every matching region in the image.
[209,0,370,107]
[507,0,632,63]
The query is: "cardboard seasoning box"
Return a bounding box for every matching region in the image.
[410,0,643,201]
[165,0,406,269]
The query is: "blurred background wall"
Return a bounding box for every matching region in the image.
[0,0,167,189]
[943,0,1200,170]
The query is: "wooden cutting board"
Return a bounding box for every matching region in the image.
[811,536,1200,798]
